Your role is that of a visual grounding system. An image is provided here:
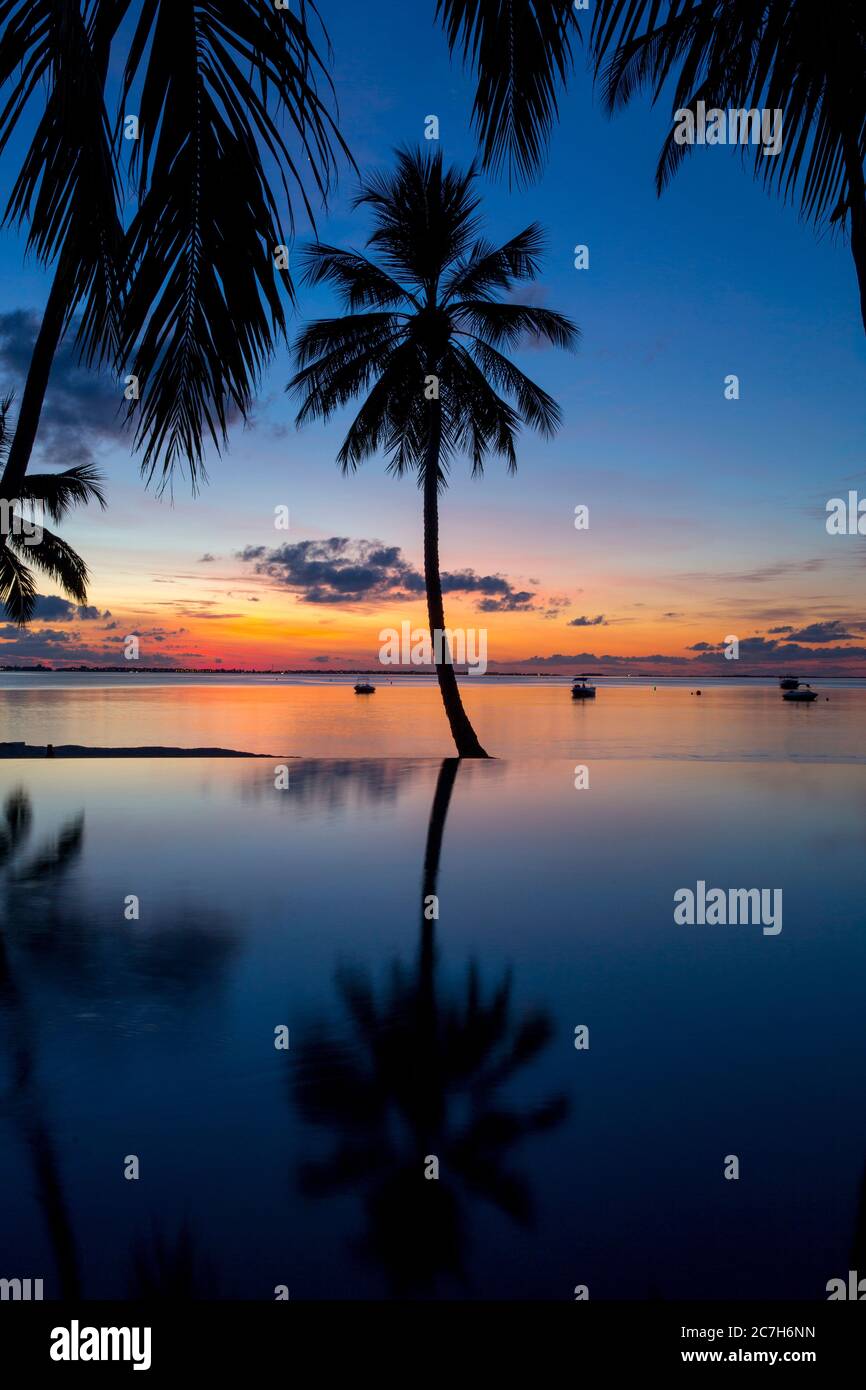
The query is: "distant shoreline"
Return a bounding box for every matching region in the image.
[1,668,865,680]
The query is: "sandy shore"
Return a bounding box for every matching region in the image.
[0,742,289,759]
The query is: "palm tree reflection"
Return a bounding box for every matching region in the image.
[0,787,235,1299]
[293,759,567,1295]
[0,788,86,1298]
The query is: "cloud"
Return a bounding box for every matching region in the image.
[32,595,109,622]
[540,594,572,620]
[0,310,125,466]
[689,621,861,658]
[786,620,854,643]
[517,651,691,668]
[674,558,827,588]
[238,537,538,611]
[198,553,217,562]
[477,590,535,612]
[568,614,607,628]
[32,596,78,622]
[500,641,866,674]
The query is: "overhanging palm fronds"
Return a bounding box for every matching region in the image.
[119,0,351,489]
[592,0,866,331]
[0,0,126,361]
[0,0,351,503]
[0,0,127,492]
[435,0,580,185]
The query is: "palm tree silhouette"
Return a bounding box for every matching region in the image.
[435,0,580,185]
[0,0,349,527]
[592,2,866,333]
[0,393,105,622]
[0,786,240,1297]
[292,759,567,1296]
[0,787,87,1298]
[437,2,866,332]
[288,147,579,757]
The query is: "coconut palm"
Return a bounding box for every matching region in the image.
[288,147,579,758]
[0,393,105,623]
[291,760,567,1294]
[437,1,866,333]
[0,0,349,511]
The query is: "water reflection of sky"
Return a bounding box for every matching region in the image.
[1,680,865,759]
[1,758,865,1299]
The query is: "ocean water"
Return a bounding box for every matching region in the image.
[1,754,864,1300]
[0,673,863,760]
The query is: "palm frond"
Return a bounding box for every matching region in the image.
[593,0,866,234]
[453,300,580,351]
[463,337,562,436]
[290,322,410,426]
[18,464,108,522]
[442,224,547,301]
[0,0,128,367]
[448,345,520,476]
[356,147,482,286]
[298,244,419,310]
[119,0,350,488]
[8,518,89,606]
[0,542,36,625]
[292,314,407,370]
[0,391,13,468]
[435,0,580,185]
[335,343,426,472]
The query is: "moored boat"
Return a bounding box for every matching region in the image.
[780,676,800,691]
[354,682,376,694]
[783,684,818,702]
[571,676,596,700]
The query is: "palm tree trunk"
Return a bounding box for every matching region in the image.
[423,403,489,757]
[1,0,128,505]
[1,265,69,498]
[842,131,866,336]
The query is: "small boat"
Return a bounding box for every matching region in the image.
[571,676,596,700]
[783,684,818,702]
[780,676,800,691]
[354,682,376,694]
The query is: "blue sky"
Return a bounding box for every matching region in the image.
[0,0,863,670]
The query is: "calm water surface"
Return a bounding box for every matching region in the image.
[0,674,864,760]
[1,756,864,1299]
